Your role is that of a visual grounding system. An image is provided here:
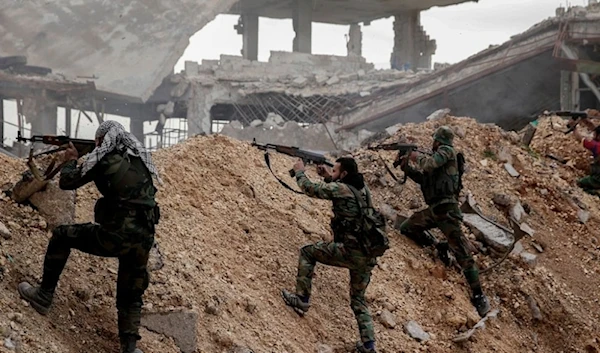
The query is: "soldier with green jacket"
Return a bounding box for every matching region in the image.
[282,157,378,353]
[18,121,161,353]
[398,126,490,317]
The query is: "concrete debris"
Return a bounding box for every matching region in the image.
[378,310,397,329]
[229,120,244,130]
[360,91,371,97]
[404,321,430,342]
[463,213,514,252]
[326,76,340,85]
[453,309,499,343]
[578,209,590,224]
[263,113,285,129]
[497,146,513,164]
[453,125,466,139]
[492,193,512,207]
[520,252,538,267]
[148,242,165,271]
[520,223,535,237]
[532,242,544,253]
[3,337,15,350]
[141,310,198,353]
[510,202,527,222]
[425,108,450,121]
[317,343,334,353]
[510,241,524,255]
[504,163,520,178]
[292,76,308,87]
[170,80,190,98]
[0,222,11,240]
[250,120,263,127]
[526,295,543,321]
[164,101,175,117]
[315,74,329,84]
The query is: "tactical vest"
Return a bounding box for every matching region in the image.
[95,150,157,208]
[421,145,460,206]
[330,185,366,248]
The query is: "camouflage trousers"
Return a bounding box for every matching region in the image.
[296,241,377,343]
[577,175,600,196]
[399,203,482,294]
[40,210,154,340]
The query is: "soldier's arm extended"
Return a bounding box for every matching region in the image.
[58,160,101,190]
[295,171,338,199]
[416,146,453,173]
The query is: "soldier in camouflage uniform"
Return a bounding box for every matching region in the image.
[282,157,378,353]
[398,126,491,317]
[18,121,161,353]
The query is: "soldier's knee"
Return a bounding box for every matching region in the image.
[299,244,316,259]
[49,225,71,244]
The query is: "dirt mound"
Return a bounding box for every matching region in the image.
[0,119,599,353]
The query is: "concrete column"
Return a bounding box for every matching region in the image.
[391,11,420,71]
[242,14,259,61]
[560,71,573,110]
[130,117,145,145]
[347,23,362,57]
[65,108,71,136]
[293,0,312,53]
[23,97,57,135]
[186,84,212,136]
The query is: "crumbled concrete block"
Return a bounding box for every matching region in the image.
[141,310,198,353]
[184,61,200,76]
[426,108,450,121]
[326,76,340,85]
[315,74,329,84]
[404,321,430,342]
[504,163,520,178]
[292,76,308,87]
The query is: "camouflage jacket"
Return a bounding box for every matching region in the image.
[295,171,368,249]
[403,145,460,208]
[59,150,157,209]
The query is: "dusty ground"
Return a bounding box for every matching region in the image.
[0,116,600,353]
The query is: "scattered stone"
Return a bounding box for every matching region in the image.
[315,74,328,84]
[263,113,285,129]
[509,202,527,222]
[526,295,543,321]
[326,76,340,85]
[141,309,198,353]
[520,223,535,237]
[379,203,397,223]
[504,163,520,178]
[539,188,549,196]
[462,213,514,252]
[425,108,450,121]
[492,193,512,207]
[404,321,430,342]
[497,146,513,164]
[250,120,263,127]
[317,343,333,353]
[520,252,537,267]
[479,159,488,167]
[0,222,11,240]
[578,209,590,224]
[3,337,15,350]
[205,303,219,316]
[532,242,544,253]
[244,299,257,314]
[7,313,23,324]
[433,311,442,324]
[382,301,396,312]
[453,126,466,139]
[148,242,165,271]
[510,241,524,255]
[359,91,371,97]
[292,76,308,87]
[378,310,397,329]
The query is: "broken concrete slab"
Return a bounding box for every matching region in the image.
[404,321,430,342]
[520,223,535,237]
[504,163,520,178]
[425,108,450,121]
[462,213,515,252]
[520,252,538,267]
[578,209,590,224]
[326,76,340,85]
[141,309,198,353]
[509,202,527,222]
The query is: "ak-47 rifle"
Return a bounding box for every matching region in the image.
[368,142,431,184]
[251,138,334,193]
[16,131,96,181]
[545,111,589,134]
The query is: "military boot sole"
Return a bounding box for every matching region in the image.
[18,282,50,316]
[281,289,309,317]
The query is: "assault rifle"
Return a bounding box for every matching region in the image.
[251,138,334,193]
[16,131,96,181]
[545,111,588,134]
[368,142,431,184]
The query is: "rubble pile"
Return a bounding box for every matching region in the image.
[0,118,600,352]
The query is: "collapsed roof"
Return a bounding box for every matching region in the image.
[0,0,238,102]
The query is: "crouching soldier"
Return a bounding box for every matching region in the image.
[18,121,161,353]
[398,126,490,317]
[282,157,383,353]
[571,117,600,196]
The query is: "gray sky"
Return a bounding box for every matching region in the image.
[175,0,572,71]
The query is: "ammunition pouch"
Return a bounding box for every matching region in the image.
[94,197,110,225]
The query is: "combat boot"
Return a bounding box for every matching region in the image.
[120,335,143,353]
[355,341,376,353]
[435,241,452,267]
[18,282,53,315]
[281,289,310,316]
[471,293,491,317]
